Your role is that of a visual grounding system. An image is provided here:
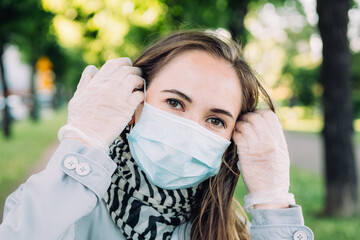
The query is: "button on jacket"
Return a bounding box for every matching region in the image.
[0,139,314,239]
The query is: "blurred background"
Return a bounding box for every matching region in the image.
[0,0,359,238]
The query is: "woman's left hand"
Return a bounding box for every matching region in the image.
[232,110,295,211]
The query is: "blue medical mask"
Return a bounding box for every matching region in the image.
[127,103,231,190]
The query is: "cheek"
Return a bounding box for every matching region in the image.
[214,127,234,141]
[224,123,237,140]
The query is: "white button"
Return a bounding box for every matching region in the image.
[75,162,91,176]
[293,230,307,240]
[64,156,79,170]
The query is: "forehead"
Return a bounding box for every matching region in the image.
[148,50,242,116]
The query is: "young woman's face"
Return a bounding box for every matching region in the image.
[134,50,242,140]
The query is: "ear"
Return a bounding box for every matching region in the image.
[130,102,145,126]
[129,115,135,125]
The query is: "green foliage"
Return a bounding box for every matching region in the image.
[0,0,41,42]
[289,167,360,239]
[281,52,360,116]
[352,53,360,118]
[2,0,359,111]
[164,0,233,29]
[0,0,57,64]
[0,0,85,94]
[38,0,255,90]
[44,0,232,65]
[42,0,169,66]
[283,64,320,106]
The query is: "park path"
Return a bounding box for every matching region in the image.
[0,141,59,223]
[285,131,360,177]
[25,140,60,178]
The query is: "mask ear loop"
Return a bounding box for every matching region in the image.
[143,78,147,103]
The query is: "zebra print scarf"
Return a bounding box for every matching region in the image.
[104,128,198,240]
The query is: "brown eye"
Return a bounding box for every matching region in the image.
[207,118,226,128]
[166,99,183,110]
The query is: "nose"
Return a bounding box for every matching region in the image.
[185,113,202,125]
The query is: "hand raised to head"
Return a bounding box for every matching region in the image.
[59,58,145,153]
[232,110,295,211]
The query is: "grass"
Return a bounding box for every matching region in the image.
[290,167,360,239]
[0,108,67,220]
[234,166,360,239]
[355,131,360,144]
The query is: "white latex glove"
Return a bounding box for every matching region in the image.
[58,58,145,153]
[232,110,295,212]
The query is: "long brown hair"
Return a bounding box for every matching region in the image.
[134,30,274,240]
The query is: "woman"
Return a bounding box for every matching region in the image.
[0,30,313,239]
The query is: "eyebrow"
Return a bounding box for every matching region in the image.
[162,89,234,120]
[210,108,234,119]
[161,89,193,103]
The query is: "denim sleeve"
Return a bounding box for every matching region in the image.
[250,205,314,240]
[0,139,117,240]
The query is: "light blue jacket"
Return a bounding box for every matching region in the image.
[0,139,314,239]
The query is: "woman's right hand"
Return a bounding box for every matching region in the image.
[58,58,145,153]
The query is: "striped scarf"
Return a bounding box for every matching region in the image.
[104,128,198,240]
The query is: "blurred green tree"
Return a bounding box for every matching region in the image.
[8,0,56,122]
[40,0,360,112]
[352,53,360,118]
[0,0,41,136]
[163,0,250,42]
[242,0,321,107]
[0,0,28,137]
[42,0,169,70]
[287,65,320,107]
[41,0,255,90]
[0,0,84,139]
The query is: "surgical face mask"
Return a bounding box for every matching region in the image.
[127,103,231,189]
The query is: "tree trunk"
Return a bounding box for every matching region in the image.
[317,0,358,217]
[0,42,12,138]
[29,64,39,122]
